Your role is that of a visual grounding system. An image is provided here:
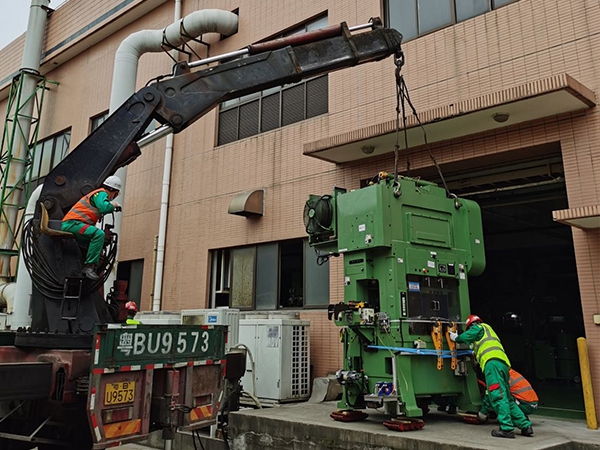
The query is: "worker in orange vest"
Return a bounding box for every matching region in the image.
[61,175,122,280]
[479,368,539,421]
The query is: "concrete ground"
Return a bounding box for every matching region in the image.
[91,400,600,450]
[228,401,600,450]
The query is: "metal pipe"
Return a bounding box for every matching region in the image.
[104,8,238,294]
[0,283,14,312]
[137,125,174,148]
[0,0,50,283]
[187,20,376,69]
[11,185,42,329]
[153,0,182,313]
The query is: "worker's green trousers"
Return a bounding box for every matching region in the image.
[484,359,532,431]
[481,391,536,418]
[61,220,105,265]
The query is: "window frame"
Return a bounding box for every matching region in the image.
[216,15,329,146]
[27,129,71,193]
[209,238,330,310]
[385,0,520,42]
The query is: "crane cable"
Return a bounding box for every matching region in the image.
[22,216,118,300]
[392,52,459,206]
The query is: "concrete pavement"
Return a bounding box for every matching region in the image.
[228,401,600,450]
[91,400,600,450]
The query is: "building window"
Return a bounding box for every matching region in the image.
[386,0,519,41]
[91,112,108,132]
[28,129,71,191]
[117,259,144,308]
[217,16,329,145]
[210,239,330,309]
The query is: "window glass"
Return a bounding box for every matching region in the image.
[388,0,417,41]
[39,139,54,177]
[211,249,231,308]
[256,243,278,310]
[279,241,304,308]
[493,0,518,7]
[386,0,520,40]
[91,112,108,132]
[52,131,70,167]
[117,259,144,306]
[456,0,490,22]
[231,247,256,308]
[210,238,329,310]
[306,16,328,31]
[31,142,42,179]
[303,240,330,307]
[417,0,453,34]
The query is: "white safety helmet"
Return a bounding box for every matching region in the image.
[103,175,122,192]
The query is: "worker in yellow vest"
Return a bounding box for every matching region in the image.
[125,301,141,325]
[450,315,533,439]
[479,368,539,420]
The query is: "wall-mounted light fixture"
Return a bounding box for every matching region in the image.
[361,145,375,155]
[493,112,510,123]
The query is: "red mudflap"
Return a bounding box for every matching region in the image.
[330,410,369,422]
[382,417,425,431]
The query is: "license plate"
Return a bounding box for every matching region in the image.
[104,381,136,406]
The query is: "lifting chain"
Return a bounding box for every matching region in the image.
[393,50,406,194]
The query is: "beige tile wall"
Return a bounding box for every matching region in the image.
[0,0,599,412]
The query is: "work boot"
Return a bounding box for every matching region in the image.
[521,426,534,437]
[82,264,99,281]
[477,411,488,423]
[491,429,515,439]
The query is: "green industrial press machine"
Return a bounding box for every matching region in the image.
[304,173,486,418]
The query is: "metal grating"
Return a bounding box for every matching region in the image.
[261,93,280,133]
[239,100,260,139]
[282,84,305,127]
[217,108,238,145]
[291,325,310,397]
[306,76,328,119]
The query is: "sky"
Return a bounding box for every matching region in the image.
[0,0,68,51]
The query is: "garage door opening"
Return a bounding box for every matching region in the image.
[413,145,586,419]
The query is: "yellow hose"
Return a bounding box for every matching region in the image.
[577,337,598,429]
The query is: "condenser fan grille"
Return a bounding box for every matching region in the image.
[303,195,333,235]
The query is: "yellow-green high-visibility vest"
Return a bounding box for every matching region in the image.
[472,323,510,370]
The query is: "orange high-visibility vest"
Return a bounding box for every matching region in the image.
[62,188,105,224]
[509,368,538,403]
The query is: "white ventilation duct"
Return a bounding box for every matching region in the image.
[10,185,43,328]
[104,7,238,309]
[0,283,16,313]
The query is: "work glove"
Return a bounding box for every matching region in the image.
[449,331,458,342]
[112,201,122,212]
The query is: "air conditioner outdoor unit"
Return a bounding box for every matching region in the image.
[134,311,182,325]
[181,308,240,351]
[238,317,310,403]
